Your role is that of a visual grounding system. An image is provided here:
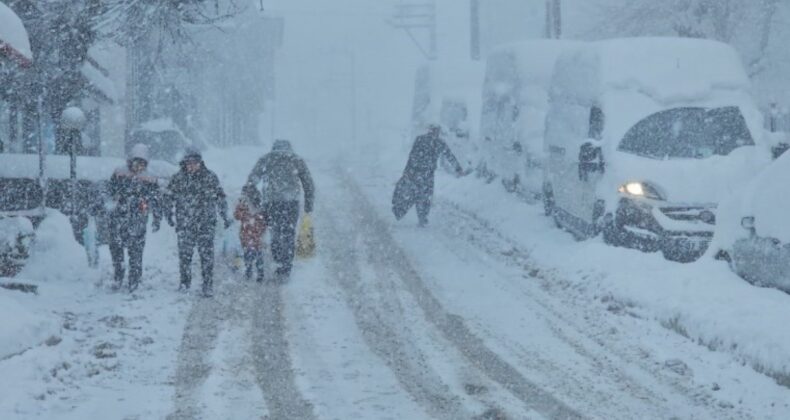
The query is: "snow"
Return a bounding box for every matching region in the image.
[713,148,790,247]
[5,1,790,418]
[0,215,32,249]
[0,153,177,181]
[479,39,584,196]
[137,117,182,134]
[80,62,117,102]
[2,144,790,418]
[0,1,32,62]
[545,36,769,215]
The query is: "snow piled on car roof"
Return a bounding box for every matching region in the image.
[553,37,751,105]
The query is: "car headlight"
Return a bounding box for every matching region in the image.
[617,181,665,200]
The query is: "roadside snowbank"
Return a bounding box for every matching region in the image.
[438,172,790,385]
[0,290,56,360]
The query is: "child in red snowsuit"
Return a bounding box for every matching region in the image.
[234,185,266,282]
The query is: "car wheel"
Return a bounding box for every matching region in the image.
[602,213,622,247]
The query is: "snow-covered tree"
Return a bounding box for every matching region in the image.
[592,0,779,77]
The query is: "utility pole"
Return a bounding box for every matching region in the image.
[389,1,437,60]
[470,0,480,60]
[545,0,562,39]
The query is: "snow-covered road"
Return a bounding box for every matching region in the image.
[2,151,790,419]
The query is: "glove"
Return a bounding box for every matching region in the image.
[152,219,161,233]
[224,218,233,229]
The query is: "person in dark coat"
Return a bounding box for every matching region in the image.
[165,149,231,297]
[108,144,162,292]
[246,139,314,279]
[393,123,465,227]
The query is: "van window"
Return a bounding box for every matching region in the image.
[617,106,754,159]
[588,106,604,140]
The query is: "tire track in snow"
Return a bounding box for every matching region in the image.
[431,199,752,419]
[335,171,583,420]
[168,270,252,420]
[250,282,316,420]
[321,206,477,420]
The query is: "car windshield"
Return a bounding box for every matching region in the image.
[617,106,754,159]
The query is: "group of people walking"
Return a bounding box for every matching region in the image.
[104,122,460,297]
[106,140,314,297]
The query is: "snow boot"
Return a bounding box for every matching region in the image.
[201,282,213,298]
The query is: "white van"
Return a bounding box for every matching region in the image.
[410,60,484,170]
[543,37,769,262]
[479,40,582,201]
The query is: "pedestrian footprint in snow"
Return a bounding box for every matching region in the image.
[234,184,267,282]
[165,149,231,297]
[393,123,468,227]
[246,139,315,280]
[107,144,163,292]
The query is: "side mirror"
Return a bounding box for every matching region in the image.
[578,140,604,181]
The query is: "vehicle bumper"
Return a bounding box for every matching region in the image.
[616,198,714,259]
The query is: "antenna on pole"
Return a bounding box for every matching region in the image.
[388,1,437,60]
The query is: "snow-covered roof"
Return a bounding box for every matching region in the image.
[137,117,183,134]
[81,61,116,103]
[0,153,177,181]
[0,1,32,67]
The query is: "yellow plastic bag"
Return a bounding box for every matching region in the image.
[296,214,315,259]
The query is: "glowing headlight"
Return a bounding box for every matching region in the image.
[618,181,665,200]
[622,182,644,196]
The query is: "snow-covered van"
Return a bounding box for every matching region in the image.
[479,40,582,200]
[410,60,484,170]
[711,150,790,292]
[543,37,769,262]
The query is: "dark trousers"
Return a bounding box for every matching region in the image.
[414,177,434,224]
[108,218,146,289]
[243,248,264,280]
[264,201,300,274]
[394,172,434,225]
[177,227,215,288]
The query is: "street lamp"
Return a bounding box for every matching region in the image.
[61,106,85,215]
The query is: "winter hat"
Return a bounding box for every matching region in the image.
[272,139,292,153]
[181,147,202,163]
[129,143,149,162]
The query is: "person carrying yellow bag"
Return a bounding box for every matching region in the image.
[246,139,315,281]
[296,213,315,259]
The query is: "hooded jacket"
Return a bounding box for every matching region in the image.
[404,132,463,181]
[166,156,229,232]
[246,140,315,212]
[108,146,161,237]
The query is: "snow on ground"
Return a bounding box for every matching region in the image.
[434,171,790,384]
[3,145,790,419]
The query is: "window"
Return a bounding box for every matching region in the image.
[617,106,754,159]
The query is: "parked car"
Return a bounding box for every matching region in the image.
[479,39,582,200]
[129,117,199,165]
[410,60,484,172]
[711,150,790,293]
[542,37,769,262]
[0,153,175,273]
